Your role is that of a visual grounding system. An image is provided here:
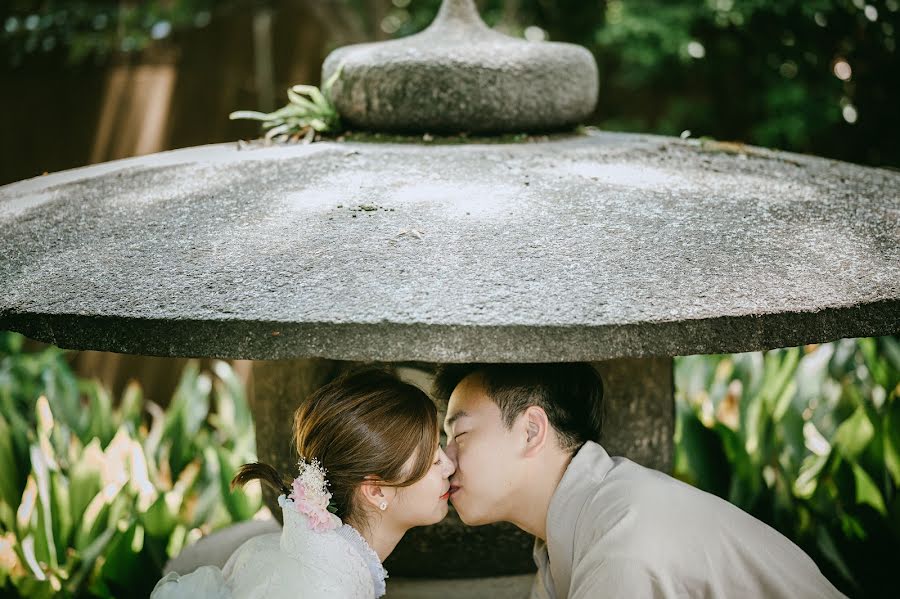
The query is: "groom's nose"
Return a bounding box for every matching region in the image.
[443,442,458,470]
[443,456,456,477]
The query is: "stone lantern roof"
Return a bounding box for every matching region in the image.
[1,131,897,359]
[2,0,897,357]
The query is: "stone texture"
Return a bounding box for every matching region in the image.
[386,574,534,598]
[251,358,346,516]
[385,510,535,578]
[322,0,598,133]
[1,131,898,361]
[249,359,673,580]
[594,357,674,471]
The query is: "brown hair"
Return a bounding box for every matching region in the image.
[433,363,604,452]
[232,368,440,528]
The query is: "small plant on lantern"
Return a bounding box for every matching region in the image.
[230,67,343,143]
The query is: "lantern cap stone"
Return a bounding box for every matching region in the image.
[321,0,598,133]
[1,130,898,361]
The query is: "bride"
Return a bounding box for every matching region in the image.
[151,368,455,598]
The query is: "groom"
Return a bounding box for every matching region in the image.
[434,363,845,599]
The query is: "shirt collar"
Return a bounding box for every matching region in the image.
[544,441,615,598]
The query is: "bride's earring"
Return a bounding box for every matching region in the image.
[379,501,388,511]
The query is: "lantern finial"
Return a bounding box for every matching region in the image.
[321,0,598,134]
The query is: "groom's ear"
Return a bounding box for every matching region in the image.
[522,405,550,457]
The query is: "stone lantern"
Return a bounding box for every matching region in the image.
[1,0,898,595]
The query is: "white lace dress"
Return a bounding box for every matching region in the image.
[151,496,388,599]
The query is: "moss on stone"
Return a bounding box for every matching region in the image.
[325,127,589,145]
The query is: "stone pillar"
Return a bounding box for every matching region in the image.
[250,358,346,517]
[593,357,674,472]
[249,357,674,584]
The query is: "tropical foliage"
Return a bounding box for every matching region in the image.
[675,336,900,598]
[0,332,261,598]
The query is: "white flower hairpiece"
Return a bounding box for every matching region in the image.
[287,457,342,532]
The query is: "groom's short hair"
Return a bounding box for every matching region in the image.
[432,363,604,452]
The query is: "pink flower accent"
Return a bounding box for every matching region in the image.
[287,458,341,532]
[290,478,307,501]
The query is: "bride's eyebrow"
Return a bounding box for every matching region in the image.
[444,410,470,435]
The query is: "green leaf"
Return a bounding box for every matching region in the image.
[49,471,71,556]
[265,122,292,140]
[0,331,25,353]
[211,361,254,456]
[879,336,900,374]
[859,338,890,389]
[674,406,732,498]
[322,62,344,100]
[814,525,859,592]
[165,524,188,560]
[291,84,329,111]
[772,379,797,423]
[66,521,117,594]
[228,110,272,121]
[884,394,900,486]
[84,381,115,446]
[117,381,143,431]
[851,462,887,515]
[163,362,209,474]
[29,445,58,569]
[74,492,111,551]
[19,535,50,586]
[761,347,801,419]
[143,401,166,473]
[141,493,178,539]
[286,88,320,113]
[833,407,875,459]
[216,447,255,522]
[100,520,148,592]
[793,453,829,499]
[0,413,22,527]
[182,368,211,437]
[69,438,104,528]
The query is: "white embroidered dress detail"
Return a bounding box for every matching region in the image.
[336,520,389,597]
[151,461,388,599]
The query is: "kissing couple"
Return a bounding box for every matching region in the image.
[153,364,844,599]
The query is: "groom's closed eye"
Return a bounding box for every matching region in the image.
[444,411,470,437]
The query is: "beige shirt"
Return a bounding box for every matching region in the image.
[531,442,846,599]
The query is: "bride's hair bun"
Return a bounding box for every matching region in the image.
[233,368,439,530]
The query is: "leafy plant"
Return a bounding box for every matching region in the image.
[675,337,900,598]
[229,66,343,143]
[0,332,261,598]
